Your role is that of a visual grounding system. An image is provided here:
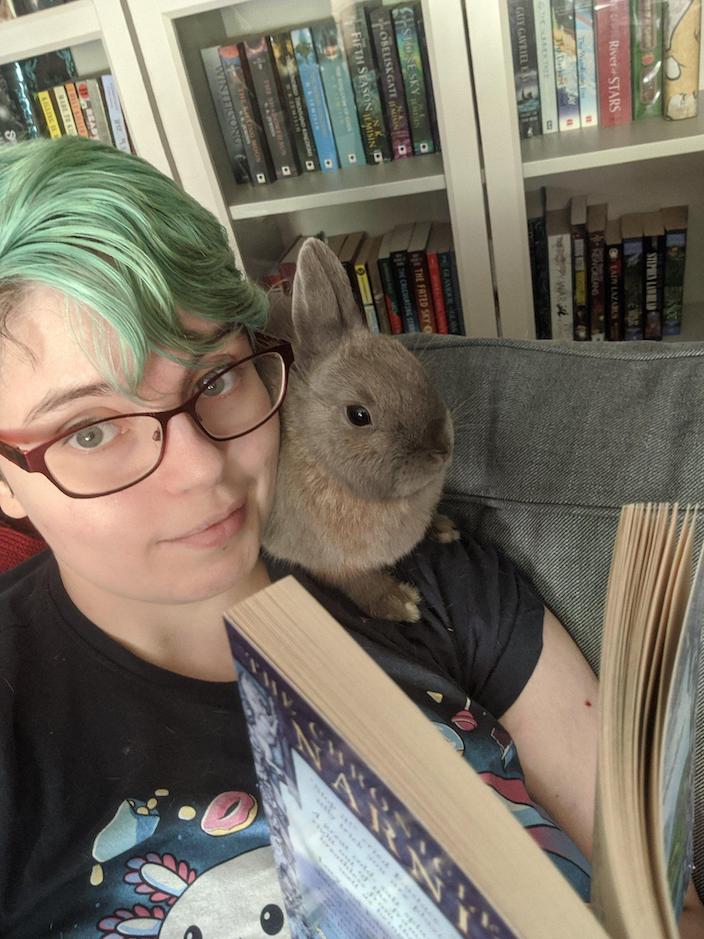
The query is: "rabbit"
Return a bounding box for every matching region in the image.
[262,236,457,623]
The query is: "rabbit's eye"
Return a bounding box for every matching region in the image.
[346,405,371,427]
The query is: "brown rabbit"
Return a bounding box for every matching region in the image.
[263,236,456,622]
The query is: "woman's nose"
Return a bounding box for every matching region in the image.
[156,411,228,491]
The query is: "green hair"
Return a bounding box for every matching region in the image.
[0,136,269,392]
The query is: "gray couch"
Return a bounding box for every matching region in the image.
[402,333,704,897]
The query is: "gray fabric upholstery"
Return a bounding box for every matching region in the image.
[401,333,704,896]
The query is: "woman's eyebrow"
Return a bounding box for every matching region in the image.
[23,382,113,426]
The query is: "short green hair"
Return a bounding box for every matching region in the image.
[0,136,268,392]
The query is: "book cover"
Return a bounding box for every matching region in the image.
[526,188,551,339]
[354,235,382,333]
[631,0,663,119]
[586,203,607,341]
[407,220,437,333]
[570,195,590,340]
[437,233,465,335]
[546,204,574,339]
[311,18,367,168]
[368,5,413,159]
[595,0,633,126]
[290,27,340,172]
[18,47,77,94]
[414,8,441,152]
[365,234,392,333]
[340,4,392,164]
[425,222,452,335]
[389,222,420,332]
[392,3,435,155]
[621,213,645,340]
[51,82,77,135]
[337,229,367,310]
[269,32,319,173]
[376,231,405,334]
[605,218,624,340]
[78,78,113,144]
[508,1,543,138]
[662,205,688,336]
[552,0,581,130]
[574,0,598,127]
[243,35,299,179]
[0,62,41,138]
[663,0,701,120]
[219,43,274,184]
[201,44,252,184]
[0,67,29,145]
[532,0,559,133]
[63,82,89,138]
[642,210,665,340]
[100,74,131,153]
[34,89,62,138]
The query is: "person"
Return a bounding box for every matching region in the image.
[0,136,701,939]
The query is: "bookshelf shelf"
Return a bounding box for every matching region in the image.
[0,0,101,66]
[522,112,704,179]
[227,154,445,220]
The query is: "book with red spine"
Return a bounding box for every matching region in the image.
[63,82,89,137]
[425,223,451,334]
[605,218,624,340]
[407,221,437,332]
[594,0,632,127]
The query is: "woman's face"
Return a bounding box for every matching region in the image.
[0,286,280,606]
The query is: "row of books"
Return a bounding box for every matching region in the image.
[528,188,688,341]
[265,222,464,336]
[0,0,69,16]
[0,46,131,151]
[510,0,700,138]
[201,2,440,188]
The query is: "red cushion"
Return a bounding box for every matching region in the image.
[0,525,46,573]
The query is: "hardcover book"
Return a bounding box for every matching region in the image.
[532,0,558,133]
[290,26,340,172]
[551,0,581,130]
[219,43,274,184]
[605,218,624,340]
[594,0,632,126]
[368,4,413,159]
[586,203,607,341]
[376,230,405,334]
[663,0,701,120]
[570,194,590,340]
[546,203,574,339]
[508,1,542,138]
[243,35,299,179]
[631,0,663,120]
[269,32,319,173]
[526,188,551,339]
[224,503,702,939]
[100,74,131,153]
[642,210,665,340]
[574,0,598,127]
[392,3,435,155]
[425,222,452,335]
[621,213,645,340]
[340,3,392,164]
[311,18,367,168]
[427,222,464,335]
[201,44,252,184]
[662,205,688,336]
[407,220,437,333]
[388,222,420,332]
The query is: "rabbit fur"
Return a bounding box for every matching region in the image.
[262,236,456,622]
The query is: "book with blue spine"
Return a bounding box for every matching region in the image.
[574,0,598,127]
[392,3,435,155]
[389,222,420,332]
[290,26,339,172]
[310,18,367,168]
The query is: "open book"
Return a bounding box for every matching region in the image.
[224,503,702,939]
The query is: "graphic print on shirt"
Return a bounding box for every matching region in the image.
[89,785,289,938]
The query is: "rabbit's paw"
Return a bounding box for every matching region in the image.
[430,512,460,543]
[370,581,422,623]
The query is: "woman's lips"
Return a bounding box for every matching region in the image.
[166,503,247,549]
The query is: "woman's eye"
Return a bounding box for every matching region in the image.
[65,421,119,451]
[200,366,240,397]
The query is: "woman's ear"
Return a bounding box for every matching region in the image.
[0,473,27,520]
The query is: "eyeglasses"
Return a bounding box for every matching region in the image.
[0,333,293,499]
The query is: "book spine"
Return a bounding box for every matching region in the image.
[528,215,552,338]
[377,254,405,333]
[391,249,420,331]
[0,68,28,144]
[290,27,339,172]
[311,19,367,167]
[341,6,392,164]
[438,249,464,334]
[588,227,606,340]
[35,89,62,138]
[100,74,131,152]
[643,232,664,339]
[414,8,441,151]
[574,0,598,127]
[52,83,77,135]
[606,241,624,340]
[368,6,413,158]
[408,249,437,332]
[663,226,686,336]
[366,250,391,333]
[532,0,559,133]
[354,261,381,333]
[571,219,590,339]
[392,4,435,154]
[552,0,581,130]
[663,0,701,120]
[623,234,645,339]
[426,250,450,334]
[547,226,574,339]
[269,32,319,172]
[219,44,273,184]
[631,0,663,119]
[595,0,632,127]
[244,37,299,179]
[1,63,41,138]
[201,45,251,184]
[77,79,109,142]
[64,82,89,137]
[508,1,543,138]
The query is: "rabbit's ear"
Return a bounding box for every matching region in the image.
[291,237,364,357]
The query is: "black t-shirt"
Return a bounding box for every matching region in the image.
[0,534,590,937]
